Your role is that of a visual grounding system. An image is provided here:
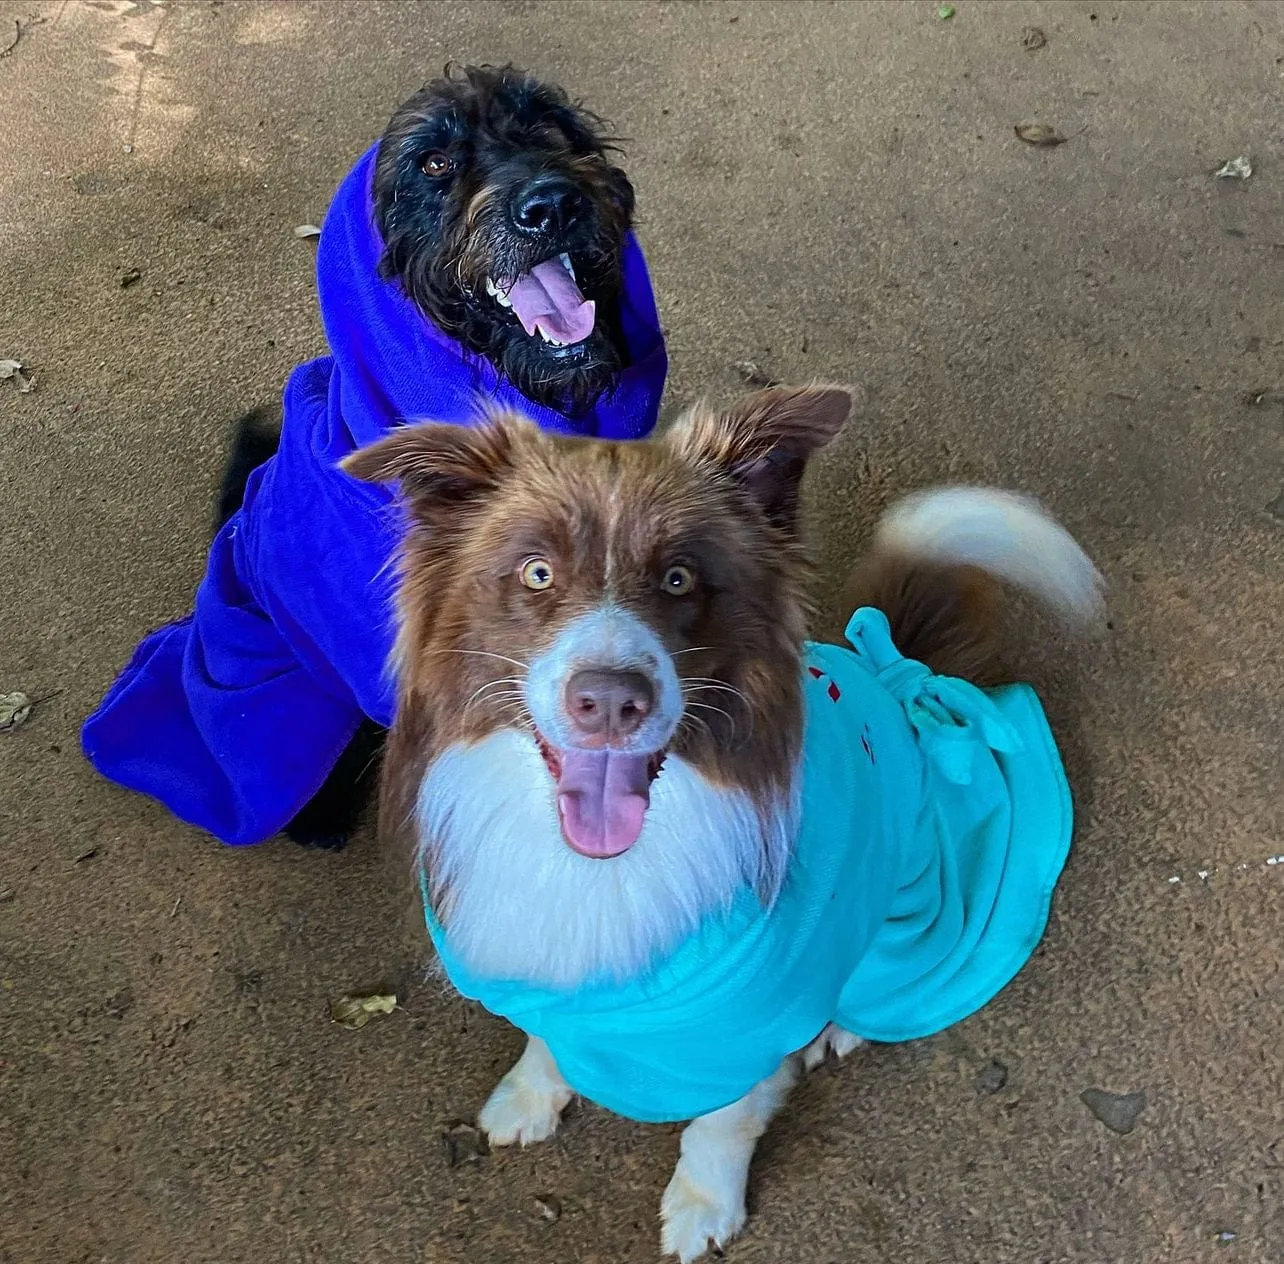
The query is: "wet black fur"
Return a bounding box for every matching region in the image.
[373,64,636,416]
[216,411,384,851]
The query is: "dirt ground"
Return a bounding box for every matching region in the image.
[1,2,1281,1262]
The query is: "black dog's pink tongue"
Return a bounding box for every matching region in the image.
[556,748,652,858]
[501,258,596,344]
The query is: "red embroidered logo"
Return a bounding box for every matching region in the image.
[860,722,876,764]
[807,665,842,703]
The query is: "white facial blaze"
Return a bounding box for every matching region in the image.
[524,604,684,752]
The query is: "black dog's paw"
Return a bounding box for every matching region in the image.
[282,720,387,853]
[283,824,351,852]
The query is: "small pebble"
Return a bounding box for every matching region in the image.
[534,1194,562,1223]
[1080,1086,1147,1134]
[441,1121,487,1168]
[975,1058,1008,1095]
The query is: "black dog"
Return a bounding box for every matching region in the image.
[375,64,635,415]
[218,65,643,848]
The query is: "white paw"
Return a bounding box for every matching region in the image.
[801,1021,866,1072]
[478,1071,570,1147]
[660,1163,747,1262]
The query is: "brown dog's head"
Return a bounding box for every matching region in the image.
[345,385,851,892]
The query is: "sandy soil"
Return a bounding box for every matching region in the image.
[1,2,1281,1262]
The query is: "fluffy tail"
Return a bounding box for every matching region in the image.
[845,487,1105,681]
[213,404,283,532]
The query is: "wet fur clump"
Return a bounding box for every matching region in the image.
[373,64,636,415]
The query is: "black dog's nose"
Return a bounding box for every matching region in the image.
[511,176,586,236]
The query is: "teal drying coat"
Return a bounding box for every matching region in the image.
[427,608,1073,1123]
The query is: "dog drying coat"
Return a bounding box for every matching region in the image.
[81,145,668,845]
[426,608,1073,1123]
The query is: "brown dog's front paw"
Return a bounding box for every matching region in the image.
[478,1040,572,1147]
[660,1161,747,1262]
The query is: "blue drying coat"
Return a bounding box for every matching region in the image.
[81,145,668,845]
[426,609,1073,1123]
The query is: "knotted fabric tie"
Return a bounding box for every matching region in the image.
[843,608,1023,785]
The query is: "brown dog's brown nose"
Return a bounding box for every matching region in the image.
[564,670,654,743]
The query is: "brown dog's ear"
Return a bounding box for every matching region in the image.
[666,384,853,529]
[342,415,527,510]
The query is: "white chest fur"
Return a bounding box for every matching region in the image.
[416,729,794,989]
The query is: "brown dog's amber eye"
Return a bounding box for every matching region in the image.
[420,151,453,178]
[520,558,555,591]
[662,565,695,596]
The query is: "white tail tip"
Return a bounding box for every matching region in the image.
[876,487,1106,625]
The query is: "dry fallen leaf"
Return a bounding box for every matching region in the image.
[328,992,397,1029]
[0,360,33,393]
[1021,26,1047,50]
[1015,123,1067,147]
[1213,156,1252,181]
[0,691,32,733]
[293,224,322,239]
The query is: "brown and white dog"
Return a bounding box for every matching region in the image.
[344,385,1101,1260]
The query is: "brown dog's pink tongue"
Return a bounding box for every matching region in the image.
[556,748,652,858]
[501,258,596,344]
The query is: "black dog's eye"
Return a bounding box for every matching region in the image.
[419,150,454,178]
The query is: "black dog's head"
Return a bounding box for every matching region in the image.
[374,64,636,416]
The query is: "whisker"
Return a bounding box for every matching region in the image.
[682,680,752,709]
[464,677,528,711]
[449,649,531,671]
[677,712,713,744]
[684,700,738,742]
